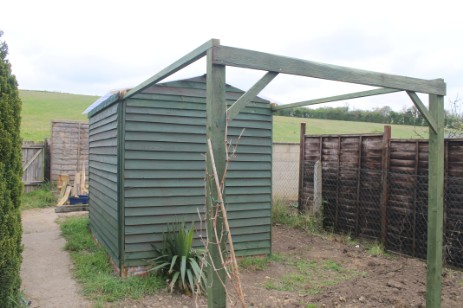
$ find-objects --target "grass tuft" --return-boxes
[59,216,164,303]
[20,183,56,210]
[238,253,284,271]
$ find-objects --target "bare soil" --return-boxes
[123,225,463,308]
[20,209,463,307]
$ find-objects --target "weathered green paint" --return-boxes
[205,47,227,308]
[88,74,273,278]
[273,88,402,111]
[213,45,446,95]
[117,100,126,275]
[88,101,120,268]
[227,71,278,120]
[406,91,438,133]
[426,94,445,308]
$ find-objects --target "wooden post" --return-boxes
[206,45,227,308]
[298,123,306,213]
[426,94,444,308]
[380,125,391,245]
[313,160,322,216]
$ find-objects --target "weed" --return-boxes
[20,183,56,210]
[59,216,164,303]
[368,242,385,256]
[272,200,323,233]
[306,304,318,308]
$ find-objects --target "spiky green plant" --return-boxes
[150,222,207,295]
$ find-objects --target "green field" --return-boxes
[19,90,427,142]
[273,115,428,142]
[20,90,98,141]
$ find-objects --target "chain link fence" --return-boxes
[272,143,300,204]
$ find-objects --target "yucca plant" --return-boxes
[150,222,207,295]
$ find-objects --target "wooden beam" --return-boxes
[124,39,219,99]
[426,94,445,308]
[227,71,278,120]
[407,91,438,134]
[273,88,402,111]
[213,46,446,95]
[205,49,227,308]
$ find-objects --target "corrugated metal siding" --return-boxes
[88,103,120,267]
[123,76,272,266]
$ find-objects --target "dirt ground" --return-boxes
[120,225,463,308]
[21,209,463,307]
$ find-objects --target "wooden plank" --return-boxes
[273,88,401,111]
[213,45,446,95]
[124,39,218,99]
[22,148,42,172]
[57,185,72,206]
[73,172,81,197]
[407,91,438,133]
[426,94,445,308]
[54,204,88,213]
[227,71,278,120]
[379,126,390,245]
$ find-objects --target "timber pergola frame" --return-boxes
[123,39,446,308]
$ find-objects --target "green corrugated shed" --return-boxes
[87,75,272,275]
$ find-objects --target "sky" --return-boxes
[1,0,462,111]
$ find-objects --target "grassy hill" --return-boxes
[273,115,427,142]
[19,90,427,142]
[20,90,98,141]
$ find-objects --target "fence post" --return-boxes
[313,160,322,216]
[44,138,51,182]
[380,125,391,245]
[298,123,307,213]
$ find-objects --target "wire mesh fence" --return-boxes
[298,160,463,269]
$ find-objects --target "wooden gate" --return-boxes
[22,141,46,192]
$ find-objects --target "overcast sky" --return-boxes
[1,0,462,111]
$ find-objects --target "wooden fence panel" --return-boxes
[300,125,463,268]
[50,121,89,185]
[22,141,45,192]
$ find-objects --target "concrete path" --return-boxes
[20,208,91,308]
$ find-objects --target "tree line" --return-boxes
[275,104,462,129]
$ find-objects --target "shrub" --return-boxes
[0,30,23,307]
[150,222,206,295]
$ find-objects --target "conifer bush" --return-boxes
[0,30,24,307]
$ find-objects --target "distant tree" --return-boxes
[0,30,23,307]
[446,94,463,138]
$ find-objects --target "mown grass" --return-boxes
[273,115,428,142]
[20,90,98,141]
[19,89,429,142]
[59,216,165,303]
[20,183,56,210]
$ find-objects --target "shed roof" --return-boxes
[84,75,269,117]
